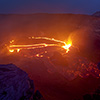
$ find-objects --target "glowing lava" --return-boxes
[10,40,14,44]
[8,37,72,54]
[62,38,72,53]
[9,49,14,53]
[6,37,100,80]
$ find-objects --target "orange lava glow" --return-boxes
[9,49,14,53]
[62,38,72,53]
[10,40,14,44]
[17,49,20,52]
[7,36,72,54]
[6,37,100,80]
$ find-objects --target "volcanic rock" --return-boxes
[50,51,68,67]
[0,64,34,100]
[97,62,100,70]
[92,11,100,17]
[33,90,45,100]
[83,85,100,100]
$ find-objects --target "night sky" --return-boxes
[0,0,100,14]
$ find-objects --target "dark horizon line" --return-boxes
[0,12,91,16]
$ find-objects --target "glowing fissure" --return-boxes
[7,37,100,79]
[8,36,72,53]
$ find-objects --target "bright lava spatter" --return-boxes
[8,36,72,54]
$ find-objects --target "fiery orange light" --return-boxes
[36,54,39,57]
[8,36,72,54]
[40,55,43,57]
[17,49,20,52]
[62,38,72,53]
[10,40,14,44]
[9,49,14,53]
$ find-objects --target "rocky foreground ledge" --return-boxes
[0,64,44,100]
